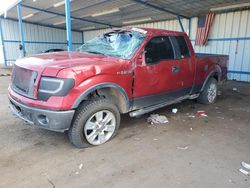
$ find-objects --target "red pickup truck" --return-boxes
[9,27,228,148]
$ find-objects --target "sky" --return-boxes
[0,0,20,17]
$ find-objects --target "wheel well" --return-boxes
[201,71,220,92]
[79,87,129,114]
[213,72,219,82]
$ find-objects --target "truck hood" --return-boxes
[15,51,129,77]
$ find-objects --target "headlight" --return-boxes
[38,77,75,101]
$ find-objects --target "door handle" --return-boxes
[172,65,180,73]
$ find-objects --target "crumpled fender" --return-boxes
[71,82,130,111]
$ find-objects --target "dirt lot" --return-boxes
[0,76,249,188]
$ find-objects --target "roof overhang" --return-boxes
[0,0,21,17]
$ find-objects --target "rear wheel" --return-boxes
[197,78,218,104]
[68,99,120,148]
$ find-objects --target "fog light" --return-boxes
[38,114,49,126]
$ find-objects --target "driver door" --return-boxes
[133,36,183,109]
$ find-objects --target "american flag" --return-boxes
[195,13,215,46]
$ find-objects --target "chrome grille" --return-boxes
[11,65,38,98]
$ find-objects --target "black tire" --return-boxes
[68,99,120,148]
[197,78,218,104]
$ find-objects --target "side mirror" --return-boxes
[138,53,143,61]
[137,50,146,65]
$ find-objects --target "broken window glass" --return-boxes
[79,30,145,59]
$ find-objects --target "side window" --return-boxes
[175,36,190,58]
[145,36,174,64]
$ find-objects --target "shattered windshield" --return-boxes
[78,30,145,59]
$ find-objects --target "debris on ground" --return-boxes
[79,163,83,170]
[241,161,250,170]
[176,145,189,150]
[153,138,158,141]
[217,90,222,95]
[47,178,55,188]
[239,168,249,176]
[228,179,237,186]
[217,116,225,120]
[75,171,79,175]
[134,137,140,141]
[228,179,233,183]
[172,108,178,114]
[190,127,193,131]
[196,110,208,117]
[233,87,238,92]
[147,114,169,125]
[0,73,11,77]
[186,112,195,118]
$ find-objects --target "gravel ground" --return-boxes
[0,76,249,188]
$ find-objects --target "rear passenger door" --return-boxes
[133,36,184,108]
[171,36,195,95]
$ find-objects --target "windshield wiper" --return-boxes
[84,51,105,56]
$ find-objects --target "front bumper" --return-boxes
[9,96,75,132]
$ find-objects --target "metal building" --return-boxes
[0,0,250,82]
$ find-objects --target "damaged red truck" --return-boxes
[9,27,228,148]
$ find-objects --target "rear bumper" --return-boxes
[9,96,75,132]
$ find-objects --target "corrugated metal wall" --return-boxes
[0,19,5,65]
[1,19,83,66]
[84,10,250,82]
[190,10,250,82]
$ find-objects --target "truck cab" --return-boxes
[132,29,197,110]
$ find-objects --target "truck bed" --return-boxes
[195,53,228,83]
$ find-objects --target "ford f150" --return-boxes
[9,27,228,148]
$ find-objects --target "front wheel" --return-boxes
[68,99,120,148]
[197,78,218,104]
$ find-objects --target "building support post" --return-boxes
[0,18,7,66]
[65,0,72,51]
[17,3,26,57]
[81,32,84,44]
[187,18,191,36]
[177,16,185,32]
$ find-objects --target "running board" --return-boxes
[129,95,194,117]
[189,94,200,99]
